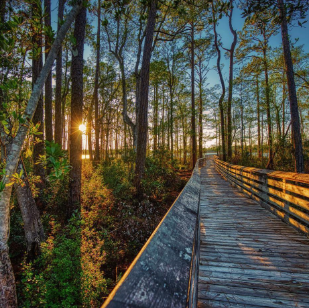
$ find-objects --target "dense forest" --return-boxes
[0,0,309,307]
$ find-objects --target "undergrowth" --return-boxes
[13,150,186,307]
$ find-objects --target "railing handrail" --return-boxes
[215,157,309,235]
[102,158,206,308]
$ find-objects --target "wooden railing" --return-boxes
[102,158,207,308]
[215,157,309,235]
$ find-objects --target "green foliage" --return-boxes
[100,159,134,199]
[19,215,82,307]
[142,149,181,198]
[38,141,71,182]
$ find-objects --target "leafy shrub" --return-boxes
[100,159,134,199]
[19,215,82,307]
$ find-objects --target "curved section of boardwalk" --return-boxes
[198,158,309,308]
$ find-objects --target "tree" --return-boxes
[225,0,237,159]
[55,0,66,147]
[68,3,87,217]
[32,0,45,187]
[134,0,157,195]
[0,3,84,306]
[243,0,309,171]
[94,0,101,162]
[211,0,226,161]
[44,0,53,142]
[278,0,304,172]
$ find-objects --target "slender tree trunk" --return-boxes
[282,77,286,139]
[94,0,101,162]
[55,0,65,146]
[256,75,261,159]
[169,83,174,159]
[134,0,157,195]
[0,0,6,22]
[15,160,45,261]
[32,1,45,186]
[227,0,237,159]
[278,0,304,173]
[68,4,87,218]
[212,1,226,161]
[153,84,158,151]
[198,77,203,158]
[162,86,165,147]
[190,22,197,168]
[44,0,53,142]
[263,44,273,169]
[61,48,70,148]
[0,3,83,306]
[87,104,93,161]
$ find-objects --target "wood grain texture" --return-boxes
[198,157,309,308]
[102,159,206,308]
[215,158,309,234]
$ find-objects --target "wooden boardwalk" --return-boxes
[198,158,309,308]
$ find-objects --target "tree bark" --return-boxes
[256,75,261,159]
[0,0,6,23]
[134,0,157,195]
[227,0,237,159]
[277,0,304,173]
[263,41,273,169]
[0,3,83,306]
[15,160,45,262]
[55,0,66,146]
[94,0,101,162]
[198,69,203,159]
[44,0,53,142]
[190,22,197,168]
[212,1,226,161]
[68,4,87,217]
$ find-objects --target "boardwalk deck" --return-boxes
[198,157,309,308]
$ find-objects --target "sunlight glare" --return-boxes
[79,124,86,133]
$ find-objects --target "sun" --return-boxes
[79,124,86,133]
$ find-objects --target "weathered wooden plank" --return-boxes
[198,157,309,308]
[198,290,308,308]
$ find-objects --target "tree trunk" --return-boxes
[87,104,93,161]
[227,0,237,159]
[15,160,45,261]
[32,0,45,186]
[153,84,158,151]
[68,4,87,217]
[198,76,203,159]
[169,83,174,159]
[256,75,261,159]
[44,0,53,142]
[94,0,101,162]
[212,1,226,161]
[134,0,157,195]
[0,0,6,22]
[0,3,83,306]
[263,44,273,169]
[190,22,197,168]
[55,0,66,146]
[278,0,304,173]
